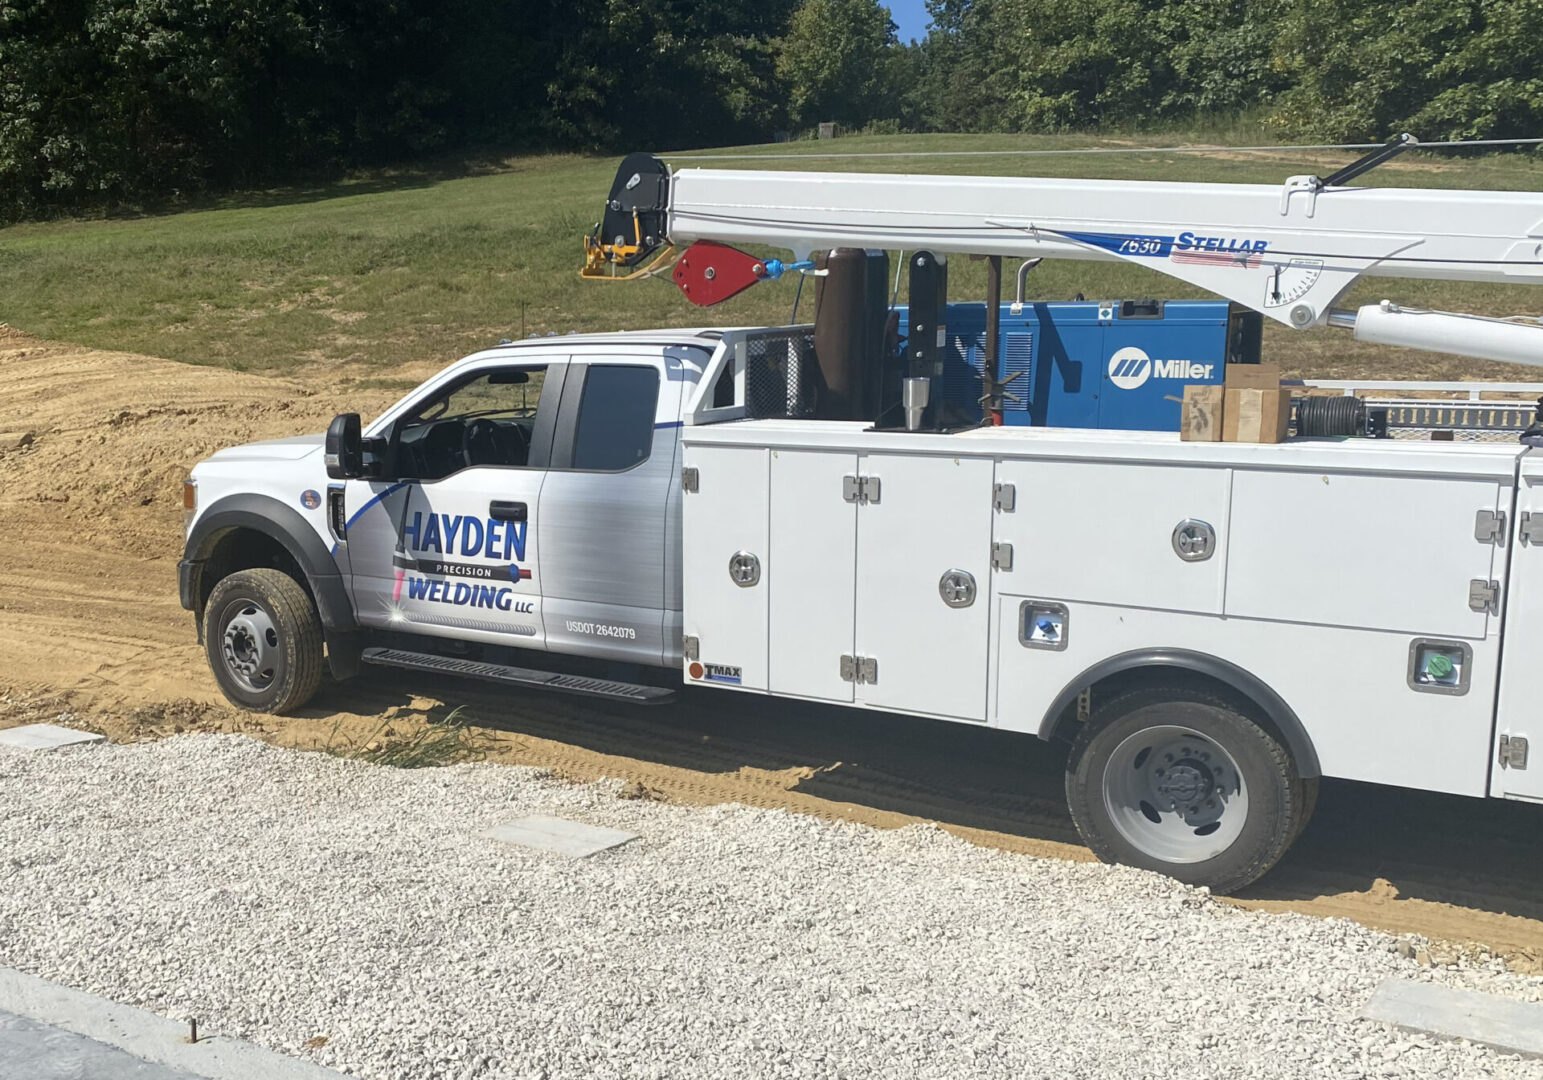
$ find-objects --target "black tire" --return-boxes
[202,568,323,715]
[1065,685,1306,895]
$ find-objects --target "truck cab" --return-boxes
[179,331,740,716]
[335,337,704,667]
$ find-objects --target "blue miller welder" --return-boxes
[895,297,1263,432]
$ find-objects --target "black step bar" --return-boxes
[361,647,676,704]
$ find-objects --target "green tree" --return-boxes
[1268,0,1543,141]
[777,0,901,129]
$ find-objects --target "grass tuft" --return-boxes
[323,707,493,769]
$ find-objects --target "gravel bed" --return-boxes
[1,734,1541,1080]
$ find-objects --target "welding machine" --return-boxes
[894,299,1263,432]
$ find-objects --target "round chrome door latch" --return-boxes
[938,569,977,608]
[728,551,761,587]
[1171,519,1216,562]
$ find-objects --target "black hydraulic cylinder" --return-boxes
[812,248,890,421]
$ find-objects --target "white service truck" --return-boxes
[182,143,1543,893]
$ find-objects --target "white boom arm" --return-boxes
[659,165,1543,364]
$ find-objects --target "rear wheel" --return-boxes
[203,568,323,714]
[1065,686,1307,894]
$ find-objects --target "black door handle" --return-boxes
[489,500,527,523]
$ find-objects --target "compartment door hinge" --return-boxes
[1469,578,1500,614]
[1475,509,1506,543]
[994,483,1017,512]
[1499,734,1530,769]
[682,635,700,661]
[681,466,699,493]
[843,475,881,504]
[992,542,1014,571]
[1520,511,1543,546]
[840,655,878,684]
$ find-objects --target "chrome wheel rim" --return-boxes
[1102,724,1248,864]
[220,599,280,693]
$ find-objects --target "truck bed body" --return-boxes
[680,418,1542,802]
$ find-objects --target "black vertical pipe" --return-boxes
[983,255,1003,424]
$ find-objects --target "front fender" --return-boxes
[181,493,356,635]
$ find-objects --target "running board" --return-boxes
[360,647,676,704]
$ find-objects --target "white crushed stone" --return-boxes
[1,733,1540,1080]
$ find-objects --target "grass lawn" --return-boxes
[2,132,1542,381]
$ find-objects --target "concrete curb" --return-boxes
[1362,978,1543,1059]
[0,966,346,1080]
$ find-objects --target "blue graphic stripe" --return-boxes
[330,479,412,557]
[1059,229,1174,258]
[654,420,683,429]
[345,480,412,530]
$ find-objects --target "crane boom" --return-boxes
[670,169,1543,326]
[584,151,1543,366]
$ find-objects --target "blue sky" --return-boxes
[886,0,932,42]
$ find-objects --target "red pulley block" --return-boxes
[672,241,767,307]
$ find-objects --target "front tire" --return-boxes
[203,568,323,714]
[1065,686,1306,894]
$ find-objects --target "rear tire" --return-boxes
[1065,685,1305,895]
[203,568,323,715]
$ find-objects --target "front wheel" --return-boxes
[202,568,323,714]
[1065,686,1308,894]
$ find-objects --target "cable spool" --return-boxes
[1295,395,1367,437]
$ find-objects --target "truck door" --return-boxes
[853,453,996,720]
[535,352,687,665]
[343,359,565,649]
[1493,449,1543,801]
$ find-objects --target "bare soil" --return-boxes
[2,325,1540,973]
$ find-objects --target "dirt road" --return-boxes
[2,326,1540,970]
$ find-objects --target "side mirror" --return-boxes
[324,413,363,479]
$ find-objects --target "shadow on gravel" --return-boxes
[300,666,1543,927]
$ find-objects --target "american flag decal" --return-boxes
[1171,248,1263,269]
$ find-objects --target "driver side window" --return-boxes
[392,364,551,481]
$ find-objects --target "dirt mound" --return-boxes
[0,335,397,703]
[0,334,379,556]
[0,330,1540,971]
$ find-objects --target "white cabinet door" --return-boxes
[1494,454,1543,801]
[854,453,995,720]
[680,444,769,691]
[768,449,858,702]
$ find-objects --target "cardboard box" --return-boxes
[1223,387,1291,443]
[1180,384,1225,441]
[1224,361,1281,390]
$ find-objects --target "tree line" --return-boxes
[2,0,1540,219]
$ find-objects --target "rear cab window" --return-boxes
[563,364,661,472]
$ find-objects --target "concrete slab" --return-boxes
[0,1009,204,1080]
[0,723,107,751]
[1362,979,1543,1058]
[484,815,638,857]
[0,966,346,1080]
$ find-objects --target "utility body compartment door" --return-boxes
[854,453,995,720]
[768,449,858,702]
[680,444,770,691]
[1494,450,1543,801]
